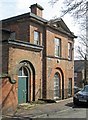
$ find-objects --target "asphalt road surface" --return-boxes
[36,106,87,118]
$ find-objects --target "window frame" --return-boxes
[68,78,72,96]
[68,42,72,60]
[54,37,61,57]
[34,30,40,45]
[54,72,61,99]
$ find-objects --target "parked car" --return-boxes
[73,85,88,105]
[74,86,81,94]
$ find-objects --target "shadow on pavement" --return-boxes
[73,104,88,108]
[65,102,74,107]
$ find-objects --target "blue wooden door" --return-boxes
[18,77,27,104]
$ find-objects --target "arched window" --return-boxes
[18,67,29,77]
[54,72,61,99]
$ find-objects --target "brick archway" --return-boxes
[17,60,35,103]
[56,67,64,99]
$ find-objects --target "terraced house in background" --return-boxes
[1,3,76,114]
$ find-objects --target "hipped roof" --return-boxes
[2,11,76,38]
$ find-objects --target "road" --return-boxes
[36,106,87,118]
[2,97,88,119]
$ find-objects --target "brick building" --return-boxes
[74,60,86,88]
[1,3,76,114]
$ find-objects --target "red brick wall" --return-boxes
[2,78,17,114]
[31,6,43,17]
[2,46,42,114]
[30,21,43,45]
[45,27,74,99]
[2,19,44,114]
[2,44,9,73]
[2,16,74,114]
[8,46,42,99]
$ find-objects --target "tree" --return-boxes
[49,0,88,52]
[49,0,88,85]
[60,0,88,60]
[49,0,87,18]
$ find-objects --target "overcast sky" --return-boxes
[0,0,81,59]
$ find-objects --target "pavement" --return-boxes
[2,97,73,120]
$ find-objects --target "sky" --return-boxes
[0,0,79,32]
[0,0,81,59]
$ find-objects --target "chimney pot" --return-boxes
[30,3,44,17]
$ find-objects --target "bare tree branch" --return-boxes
[49,0,88,57]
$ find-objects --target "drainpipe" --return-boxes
[0,74,16,84]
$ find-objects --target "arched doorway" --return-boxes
[56,67,64,99]
[18,66,30,104]
[54,72,61,99]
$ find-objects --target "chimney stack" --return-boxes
[30,3,44,17]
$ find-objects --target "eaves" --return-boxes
[2,39,43,52]
[46,24,77,38]
[2,12,48,24]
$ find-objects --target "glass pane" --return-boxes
[34,31,40,45]
[19,67,24,76]
[18,67,28,76]
[19,68,22,76]
[68,42,72,59]
[68,79,72,95]
[54,73,60,98]
[55,38,61,56]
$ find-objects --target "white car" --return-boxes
[73,85,88,105]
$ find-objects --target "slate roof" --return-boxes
[2,12,48,23]
[2,10,76,38]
